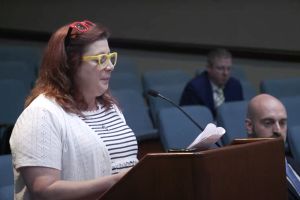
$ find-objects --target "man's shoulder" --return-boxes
[188,72,209,85]
[224,77,243,91]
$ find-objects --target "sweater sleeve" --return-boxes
[10,106,63,170]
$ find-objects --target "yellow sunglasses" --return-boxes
[82,52,118,70]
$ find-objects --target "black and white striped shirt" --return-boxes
[80,104,138,174]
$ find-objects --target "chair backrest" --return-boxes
[112,89,157,141]
[216,100,249,145]
[0,79,27,125]
[158,105,213,151]
[280,95,300,128]
[0,61,36,92]
[114,56,138,74]
[0,79,27,154]
[147,84,186,127]
[240,80,257,100]
[288,126,300,164]
[0,154,14,200]
[110,72,143,94]
[260,77,300,98]
[0,44,42,74]
[142,69,190,94]
[230,66,247,80]
[278,95,300,154]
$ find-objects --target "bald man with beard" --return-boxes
[245,94,300,200]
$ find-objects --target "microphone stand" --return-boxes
[148,89,221,148]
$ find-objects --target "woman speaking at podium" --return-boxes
[10,20,138,200]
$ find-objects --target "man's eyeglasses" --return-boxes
[82,52,118,70]
[65,20,95,47]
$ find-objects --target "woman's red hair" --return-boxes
[25,21,117,114]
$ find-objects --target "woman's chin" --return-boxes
[97,86,108,96]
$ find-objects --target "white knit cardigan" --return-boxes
[10,94,113,199]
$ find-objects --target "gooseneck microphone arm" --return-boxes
[147,89,204,131]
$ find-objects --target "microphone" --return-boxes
[147,89,204,131]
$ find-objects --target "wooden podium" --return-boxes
[99,138,287,200]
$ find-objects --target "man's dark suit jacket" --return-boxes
[179,71,244,117]
[287,156,300,200]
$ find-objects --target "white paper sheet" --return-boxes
[187,123,226,150]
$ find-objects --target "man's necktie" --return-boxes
[286,160,300,195]
[215,88,225,108]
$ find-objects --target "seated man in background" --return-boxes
[180,48,243,118]
[245,94,300,200]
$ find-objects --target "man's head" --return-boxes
[245,94,287,141]
[206,48,232,88]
